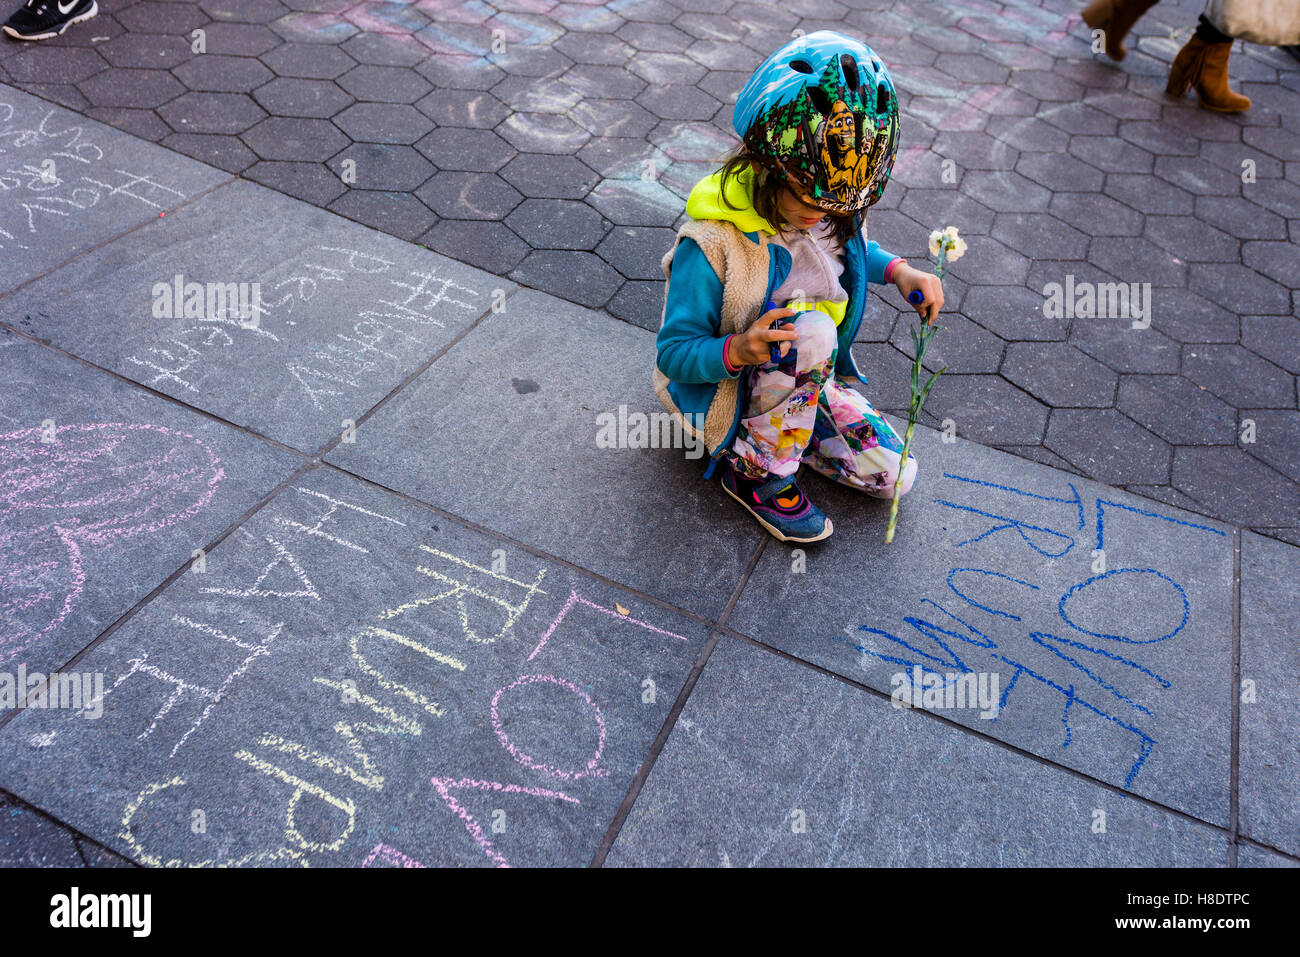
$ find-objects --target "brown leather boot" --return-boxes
[1166,36,1252,112]
[1082,0,1160,61]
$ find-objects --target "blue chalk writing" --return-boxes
[1059,568,1190,644]
[946,568,1040,622]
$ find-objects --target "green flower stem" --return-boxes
[884,242,950,545]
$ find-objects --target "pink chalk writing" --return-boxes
[430,776,579,868]
[1,422,224,664]
[361,843,427,868]
[491,674,609,781]
[528,588,687,662]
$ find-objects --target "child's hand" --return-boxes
[732,307,798,365]
[893,263,944,325]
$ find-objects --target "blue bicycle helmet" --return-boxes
[733,30,900,213]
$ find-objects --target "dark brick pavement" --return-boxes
[0,0,1296,540]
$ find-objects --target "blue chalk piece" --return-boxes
[908,290,924,305]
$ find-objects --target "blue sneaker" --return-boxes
[721,464,832,543]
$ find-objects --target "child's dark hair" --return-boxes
[716,144,862,248]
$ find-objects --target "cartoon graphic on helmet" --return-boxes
[733,30,900,214]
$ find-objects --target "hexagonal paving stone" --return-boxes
[491,74,583,115]
[117,1,210,34]
[415,127,514,172]
[1104,173,1195,216]
[1143,215,1239,264]
[594,225,675,281]
[1182,345,1295,409]
[499,153,599,199]
[79,68,185,109]
[509,249,622,308]
[271,11,359,45]
[1147,287,1238,343]
[949,235,1031,286]
[916,372,1051,446]
[414,52,506,91]
[985,114,1069,152]
[198,22,282,56]
[899,188,996,236]
[173,54,274,93]
[1152,155,1245,196]
[252,77,353,117]
[1015,151,1105,192]
[161,131,258,173]
[1070,314,1182,374]
[585,179,681,227]
[334,102,432,144]
[570,97,660,138]
[415,88,509,128]
[327,189,436,241]
[158,91,267,134]
[83,106,171,142]
[638,84,720,121]
[992,212,1089,261]
[1066,135,1154,174]
[498,111,590,154]
[241,115,347,160]
[200,0,288,23]
[1172,446,1300,528]
[555,63,645,102]
[1044,408,1172,486]
[505,198,609,250]
[1049,191,1144,236]
[339,31,428,67]
[98,32,194,70]
[336,63,432,103]
[260,42,356,78]
[1089,237,1187,288]
[605,278,665,330]
[1240,410,1300,482]
[1002,341,1119,408]
[243,158,347,205]
[1039,101,1118,136]
[1,46,108,85]
[627,52,707,87]
[964,284,1067,342]
[1242,316,1300,375]
[553,31,633,66]
[416,170,524,220]
[616,20,693,53]
[1195,195,1287,241]
[889,312,1004,374]
[931,130,1017,171]
[1117,374,1237,445]
[327,142,434,192]
[1243,125,1300,163]
[420,218,531,275]
[1190,264,1291,315]
[1119,120,1199,157]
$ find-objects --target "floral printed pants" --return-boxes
[726,310,918,498]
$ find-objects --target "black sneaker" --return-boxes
[3,0,97,40]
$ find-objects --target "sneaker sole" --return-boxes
[3,1,97,40]
[722,480,833,544]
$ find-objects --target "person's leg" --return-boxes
[801,378,918,499]
[1081,0,1160,62]
[725,309,838,480]
[1166,14,1251,112]
[3,0,97,41]
[720,310,838,543]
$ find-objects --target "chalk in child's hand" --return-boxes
[908,290,924,305]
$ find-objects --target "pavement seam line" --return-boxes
[310,285,523,459]
[0,786,138,868]
[0,319,313,459]
[588,536,769,867]
[0,460,321,735]
[1228,525,1242,867]
[717,622,1237,842]
[0,173,237,308]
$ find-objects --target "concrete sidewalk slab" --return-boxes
[0,330,301,677]
[0,178,514,452]
[0,465,709,867]
[1239,531,1300,857]
[0,86,228,289]
[726,423,1244,825]
[0,793,130,867]
[606,635,1227,867]
[326,287,764,620]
